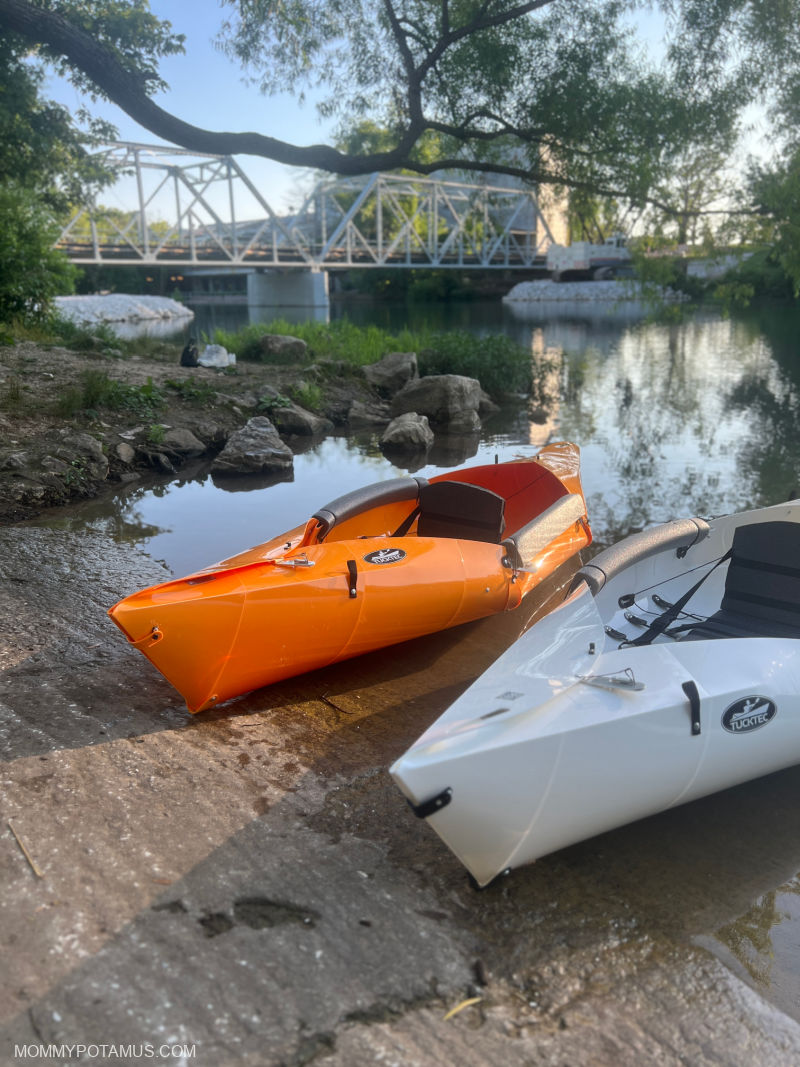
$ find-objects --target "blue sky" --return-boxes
[45,0,334,212]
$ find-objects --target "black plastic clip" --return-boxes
[346,559,358,598]
[409,787,453,820]
[682,680,701,735]
[605,625,626,642]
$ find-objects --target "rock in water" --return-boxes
[211,417,294,476]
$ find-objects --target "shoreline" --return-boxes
[0,336,386,525]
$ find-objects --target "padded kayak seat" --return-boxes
[683,520,800,640]
[416,480,506,543]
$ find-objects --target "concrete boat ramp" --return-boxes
[2,526,800,1065]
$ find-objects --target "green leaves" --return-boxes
[0,184,77,324]
[216,0,763,203]
[42,0,185,95]
[747,152,800,294]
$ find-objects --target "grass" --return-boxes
[418,331,532,396]
[164,378,218,404]
[0,313,183,364]
[55,369,165,420]
[287,382,324,411]
[212,318,423,368]
[212,317,534,396]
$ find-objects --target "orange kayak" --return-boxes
[108,442,591,712]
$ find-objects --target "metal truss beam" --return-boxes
[57,142,555,269]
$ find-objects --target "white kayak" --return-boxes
[390,501,800,886]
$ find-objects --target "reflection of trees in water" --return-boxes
[552,312,799,542]
[725,372,800,503]
[38,466,215,545]
[733,306,800,394]
[715,876,800,988]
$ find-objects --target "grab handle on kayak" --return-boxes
[347,559,358,598]
[682,680,701,736]
[409,787,453,820]
[128,626,163,648]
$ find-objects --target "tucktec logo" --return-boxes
[721,696,777,734]
[363,547,407,565]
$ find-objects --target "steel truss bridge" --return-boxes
[57,142,556,270]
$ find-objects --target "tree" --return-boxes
[0,185,77,321]
[0,33,105,321]
[0,31,114,211]
[646,136,739,246]
[747,152,800,293]
[0,0,792,208]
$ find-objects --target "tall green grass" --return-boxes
[418,331,532,395]
[212,318,424,367]
[213,318,533,396]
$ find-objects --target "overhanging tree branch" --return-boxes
[0,0,419,173]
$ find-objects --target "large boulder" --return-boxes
[191,420,228,448]
[211,417,294,476]
[390,374,482,431]
[258,334,309,362]
[363,352,418,396]
[56,431,109,481]
[380,412,434,453]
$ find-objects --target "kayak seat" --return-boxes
[683,520,800,640]
[417,480,506,543]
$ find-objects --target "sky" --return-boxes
[45,0,335,214]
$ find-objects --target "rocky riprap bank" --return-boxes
[503,278,689,303]
[0,336,501,523]
[55,293,195,327]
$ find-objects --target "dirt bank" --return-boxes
[0,339,373,525]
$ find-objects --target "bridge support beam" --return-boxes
[247,269,329,310]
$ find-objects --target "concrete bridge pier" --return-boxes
[247,268,329,309]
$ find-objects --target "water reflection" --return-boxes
[712,876,800,1018]
[553,311,800,546]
